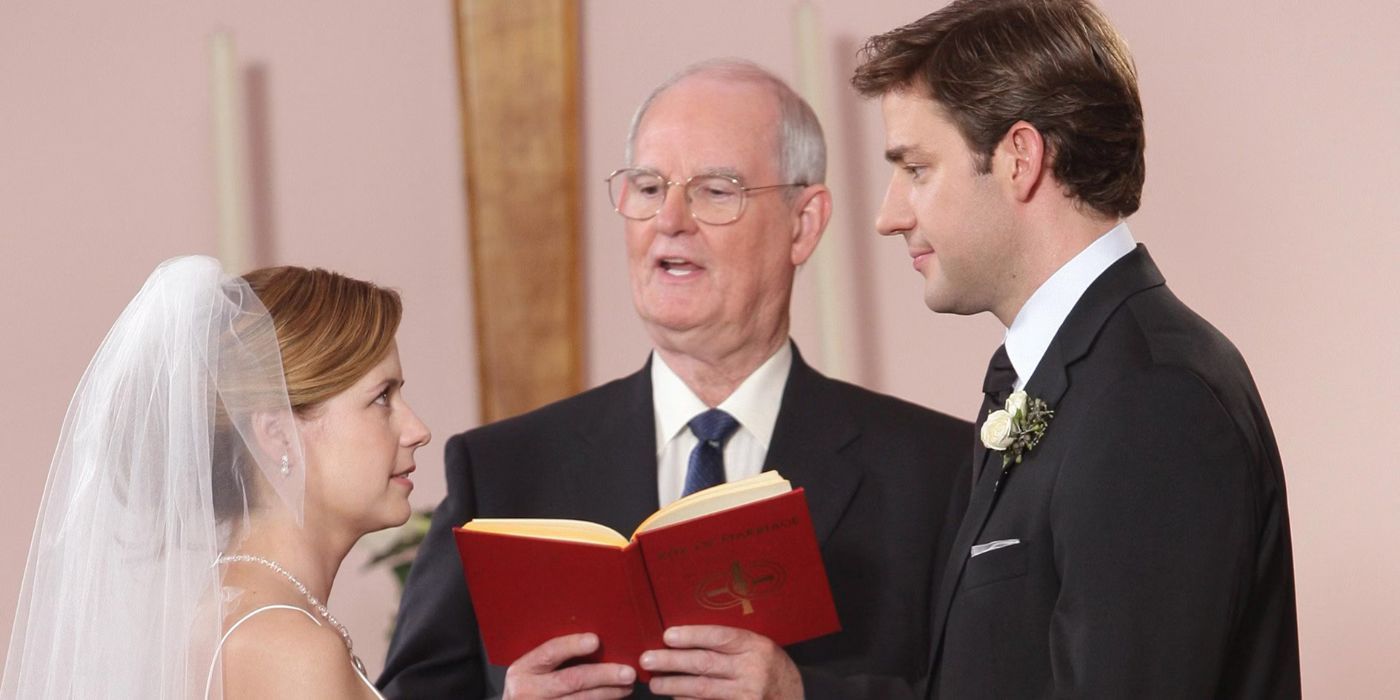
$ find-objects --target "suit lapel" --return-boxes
[569,361,660,535]
[926,246,1169,687]
[1034,244,1166,387]
[970,392,1002,484]
[924,443,1001,690]
[970,400,991,485]
[763,346,862,546]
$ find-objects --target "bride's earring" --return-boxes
[279,453,290,476]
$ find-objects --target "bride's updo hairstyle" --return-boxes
[212,266,402,521]
[242,266,403,415]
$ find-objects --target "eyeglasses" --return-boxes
[605,168,807,226]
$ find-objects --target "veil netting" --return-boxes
[2,256,305,699]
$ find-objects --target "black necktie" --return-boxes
[975,345,1018,481]
[982,344,1018,410]
[683,409,740,496]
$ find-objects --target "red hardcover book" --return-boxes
[454,472,840,679]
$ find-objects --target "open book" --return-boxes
[455,472,840,679]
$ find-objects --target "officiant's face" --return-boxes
[625,76,809,354]
[298,344,431,534]
[875,91,1016,316]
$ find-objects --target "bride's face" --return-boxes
[297,342,431,535]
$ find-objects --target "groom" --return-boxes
[853,1,1300,697]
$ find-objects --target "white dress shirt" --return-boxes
[1005,222,1137,389]
[651,342,792,507]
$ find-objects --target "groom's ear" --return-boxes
[997,120,1049,203]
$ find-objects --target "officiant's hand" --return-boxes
[640,626,803,700]
[503,632,636,700]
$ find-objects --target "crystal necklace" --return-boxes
[216,553,366,675]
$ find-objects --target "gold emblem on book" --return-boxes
[695,561,785,615]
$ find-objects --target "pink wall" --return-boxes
[3,0,1397,694]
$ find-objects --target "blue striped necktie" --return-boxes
[682,409,740,496]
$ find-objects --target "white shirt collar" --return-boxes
[651,342,792,453]
[1005,222,1137,389]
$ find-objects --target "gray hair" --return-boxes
[624,59,827,188]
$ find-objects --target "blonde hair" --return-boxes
[241,266,402,415]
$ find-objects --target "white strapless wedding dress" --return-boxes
[203,604,386,699]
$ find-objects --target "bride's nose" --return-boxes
[400,402,431,448]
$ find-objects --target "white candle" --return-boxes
[794,2,853,381]
[210,31,250,273]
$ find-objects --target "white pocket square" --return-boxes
[970,538,1021,558]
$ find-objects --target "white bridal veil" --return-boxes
[2,256,304,699]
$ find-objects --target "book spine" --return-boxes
[623,544,664,682]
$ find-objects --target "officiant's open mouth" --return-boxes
[657,256,705,279]
[391,465,416,488]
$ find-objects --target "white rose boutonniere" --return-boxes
[979,410,1015,450]
[980,390,1054,467]
[1004,390,1029,418]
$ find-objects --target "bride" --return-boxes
[1,256,430,699]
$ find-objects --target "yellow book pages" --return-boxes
[462,518,629,547]
[634,471,791,535]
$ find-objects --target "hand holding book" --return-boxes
[454,471,841,680]
[639,624,806,699]
[498,631,636,699]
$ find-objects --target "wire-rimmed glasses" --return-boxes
[605,168,807,225]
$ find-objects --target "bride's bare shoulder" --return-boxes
[217,605,365,699]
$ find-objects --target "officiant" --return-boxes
[378,59,971,700]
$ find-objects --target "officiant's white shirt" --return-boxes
[1005,222,1137,390]
[651,342,791,506]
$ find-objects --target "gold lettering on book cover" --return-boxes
[695,561,785,615]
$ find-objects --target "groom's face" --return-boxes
[875,91,1016,316]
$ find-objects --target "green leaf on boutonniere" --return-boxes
[978,390,1055,469]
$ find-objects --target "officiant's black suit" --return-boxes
[380,346,971,699]
[928,247,1300,698]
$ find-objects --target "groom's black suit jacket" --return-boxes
[380,346,972,699]
[928,247,1300,698]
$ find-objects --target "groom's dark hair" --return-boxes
[852,0,1145,218]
